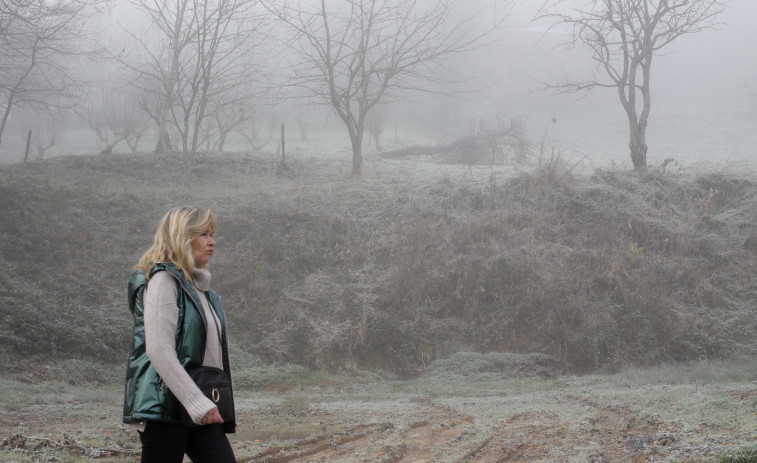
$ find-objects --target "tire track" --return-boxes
[241,397,472,463]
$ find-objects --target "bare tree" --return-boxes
[132,70,174,150]
[34,123,60,158]
[122,0,267,155]
[235,105,276,154]
[0,0,103,154]
[264,0,506,175]
[82,84,150,154]
[174,0,258,154]
[537,0,727,171]
[123,0,195,153]
[20,118,61,159]
[122,85,152,153]
[210,92,252,151]
[296,105,308,141]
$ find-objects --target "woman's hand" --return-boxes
[200,407,224,425]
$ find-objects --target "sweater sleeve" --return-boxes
[143,271,216,425]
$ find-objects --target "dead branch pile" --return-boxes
[378,118,530,165]
[1,433,139,458]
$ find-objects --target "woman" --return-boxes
[123,207,236,463]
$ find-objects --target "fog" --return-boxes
[3,4,757,458]
[0,0,755,169]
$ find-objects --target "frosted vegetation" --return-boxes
[2,0,757,460]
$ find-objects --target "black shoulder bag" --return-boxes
[180,299,236,432]
[180,365,235,428]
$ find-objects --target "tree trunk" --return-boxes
[154,128,166,153]
[0,91,15,151]
[351,133,363,176]
[24,130,32,162]
[154,115,168,154]
[297,113,307,140]
[629,124,647,171]
[154,101,170,153]
[0,42,36,153]
[280,122,287,169]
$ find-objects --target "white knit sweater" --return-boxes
[138,268,224,430]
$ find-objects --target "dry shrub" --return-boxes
[435,115,531,166]
[529,132,586,192]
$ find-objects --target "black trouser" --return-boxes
[138,421,236,463]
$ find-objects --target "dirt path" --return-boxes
[241,398,474,463]
[235,396,677,463]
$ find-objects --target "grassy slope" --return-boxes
[0,150,756,379]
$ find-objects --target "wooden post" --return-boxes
[278,122,287,172]
[24,130,32,163]
[281,123,285,165]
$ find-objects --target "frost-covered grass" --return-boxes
[2,356,756,462]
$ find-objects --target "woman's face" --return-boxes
[191,231,216,269]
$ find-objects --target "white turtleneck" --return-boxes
[140,268,224,429]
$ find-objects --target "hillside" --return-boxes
[0,148,756,378]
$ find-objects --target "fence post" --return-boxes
[278,123,287,172]
[281,123,285,164]
[24,130,32,163]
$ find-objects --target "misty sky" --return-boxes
[2,0,755,164]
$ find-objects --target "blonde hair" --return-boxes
[134,207,218,281]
